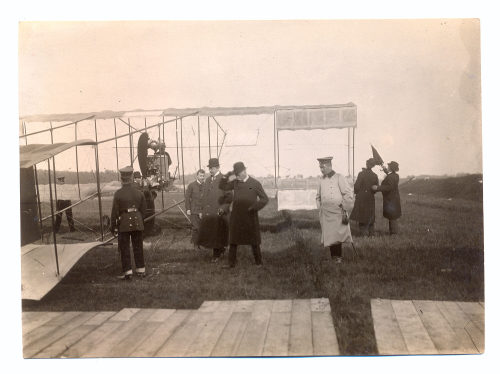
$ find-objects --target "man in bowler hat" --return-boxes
[198,158,232,262]
[372,161,401,235]
[219,161,269,268]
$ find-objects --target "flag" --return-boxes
[371,145,384,166]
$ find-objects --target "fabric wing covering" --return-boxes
[275,106,357,131]
[19,140,97,169]
[21,242,101,300]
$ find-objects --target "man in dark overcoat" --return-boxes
[111,166,147,280]
[219,162,269,268]
[185,169,205,248]
[372,161,401,235]
[198,158,232,262]
[350,158,379,236]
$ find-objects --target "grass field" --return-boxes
[22,179,484,355]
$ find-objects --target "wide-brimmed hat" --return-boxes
[366,158,377,168]
[388,161,399,172]
[207,158,220,168]
[233,161,246,175]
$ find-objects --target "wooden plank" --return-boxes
[198,301,221,312]
[456,302,485,332]
[33,324,99,358]
[210,312,251,356]
[311,298,331,312]
[412,300,472,354]
[83,309,156,358]
[312,311,339,356]
[391,300,438,355]
[22,312,63,335]
[234,300,273,356]
[23,312,82,348]
[109,308,140,322]
[272,299,292,313]
[185,310,234,356]
[288,299,313,356]
[24,312,98,358]
[131,310,193,357]
[262,311,291,356]
[233,300,256,312]
[155,311,212,357]
[83,311,116,326]
[438,301,483,353]
[435,301,480,353]
[370,299,408,355]
[62,321,123,357]
[147,309,176,323]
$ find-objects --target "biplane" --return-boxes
[19,104,357,300]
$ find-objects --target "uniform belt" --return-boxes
[126,208,138,212]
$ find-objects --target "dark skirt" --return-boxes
[198,214,229,248]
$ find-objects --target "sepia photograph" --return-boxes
[13,5,494,367]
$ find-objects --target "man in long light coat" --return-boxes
[316,157,354,263]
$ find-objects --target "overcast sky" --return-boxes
[18,20,482,178]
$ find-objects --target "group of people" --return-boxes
[350,158,402,236]
[110,154,401,280]
[185,158,269,268]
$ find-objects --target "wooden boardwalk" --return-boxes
[22,298,339,358]
[371,299,484,355]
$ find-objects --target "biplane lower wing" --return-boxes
[21,242,102,300]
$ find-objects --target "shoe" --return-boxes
[334,257,342,264]
[222,264,235,269]
[117,274,132,281]
[136,272,146,278]
[255,263,263,267]
[211,257,220,263]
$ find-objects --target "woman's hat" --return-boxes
[207,158,220,168]
[388,161,399,172]
[233,161,246,175]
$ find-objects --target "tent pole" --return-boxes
[216,118,219,158]
[95,119,104,241]
[276,128,280,180]
[198,116,201,169]
[47,159,60,276]
[113,118,120,180]
[159,120,164,210]
[273,111,277,189]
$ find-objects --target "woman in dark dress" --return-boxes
[219,162,269,268]
[372,161,401,235]
[350,158,379,236]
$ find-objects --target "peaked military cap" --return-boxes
[317,156,333,164]
[119,165,134,176]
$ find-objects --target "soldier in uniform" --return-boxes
[111,166,147,280]
[185,169,205,248]
[316,157,354,263]
[350,158,379,236]
[198,158,232,262]
[54,176,76,233]
[372,161,401,235]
